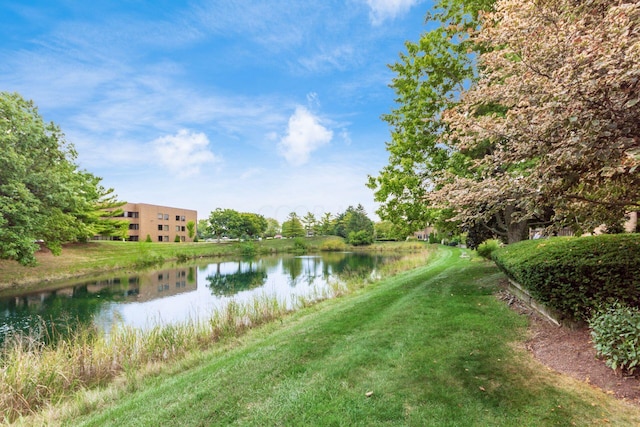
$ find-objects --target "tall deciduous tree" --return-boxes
[367,0,497,237]
[435,0,640,235]
[0,92,126,265]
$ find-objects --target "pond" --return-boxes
[0,252,395,344]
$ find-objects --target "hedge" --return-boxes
[492,234,640,321]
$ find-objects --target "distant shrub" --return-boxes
[476,239,501,259]
[348,230,374,246]
[145,234,152,243]
[241,242,256,257]
[492,234,640,321]
[174,235,181,242]
[320,238,347,252]
[176,253,190,263]
[590,303,640,374]
[292,238,308,254]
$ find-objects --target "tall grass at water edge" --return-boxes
[0,247,436,423]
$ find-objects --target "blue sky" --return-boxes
[1,0,432,223]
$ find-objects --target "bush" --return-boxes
[292,238,308,254]
[476,239,501,259]
[589,303,640,373]
[347,230,374,246]
[492,234,640,321]
[319,238,347,252]
[241,242,256,257]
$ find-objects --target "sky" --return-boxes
[0,0,434,224]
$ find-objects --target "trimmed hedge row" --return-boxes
[492,234,640,321]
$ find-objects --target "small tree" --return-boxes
[282,212,305,238]
[186,220,196,239]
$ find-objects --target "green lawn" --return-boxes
[34,247,640,426]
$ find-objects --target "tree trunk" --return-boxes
[504,204,529,244]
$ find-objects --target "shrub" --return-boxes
[292,238,308,254]
[492,234,640,321]
[476,239,501,259]
[241,242,256,257]
[348,230,374,246]
[145,234,152,243]
[174,235,181,242]
[319,238,347,252]
[589,303,640,373]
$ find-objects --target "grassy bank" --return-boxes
[17,247,640,426]
[0,238,425,293]
[1,247,434,423]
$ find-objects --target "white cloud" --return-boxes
[152,129,219,177]
[365,0,419,25]
[278,107,333,166]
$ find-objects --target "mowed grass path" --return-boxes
[65,247,640,426]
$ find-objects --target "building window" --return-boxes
[176,215,180,221]
[181,215,186,221]
[163,225,169,231]
[181,226,186,232]
[125,211,139,218]
[128,236,139,242]
[157,213,163,219]
[158,225,163,231]
[176,226,181,232]
[164,235,169,242]
[129,223,139,230]
[158,236,163,242]
[164,214,169,220]
[181,236,186,242]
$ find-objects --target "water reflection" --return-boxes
[206,260,267,296]
[0,252,392,344]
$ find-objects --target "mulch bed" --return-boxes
[498,290,640,405]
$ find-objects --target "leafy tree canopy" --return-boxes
[367,0,497,238]
[0,92,126,265]
[433,0,640,235]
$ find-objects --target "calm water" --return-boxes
[0,252,393,343]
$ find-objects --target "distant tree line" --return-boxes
[200,204,380,245]
[0,92,128,265]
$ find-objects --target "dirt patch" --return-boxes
[498,290,640,405]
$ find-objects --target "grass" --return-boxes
[13,246,640,426]
[0,238,425,294]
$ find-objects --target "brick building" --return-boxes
[110,203,198,242]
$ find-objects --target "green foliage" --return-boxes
[0,92,126,265]
[207,208,267,239]
[292,237,308,254]
[476,239,501,259]
[241,242,256,257]
[319,238,347,252]
[186,221,196,239]
[367,0,496,235]
[145,234,152,243]
[264,218,280,238]
[590,303,640,374]
[334,205,374,241]
[174,235,181,242]
[374,220,404,241]
[492,234,640,321]
[282,213,305,238]
[347,230,374,246]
